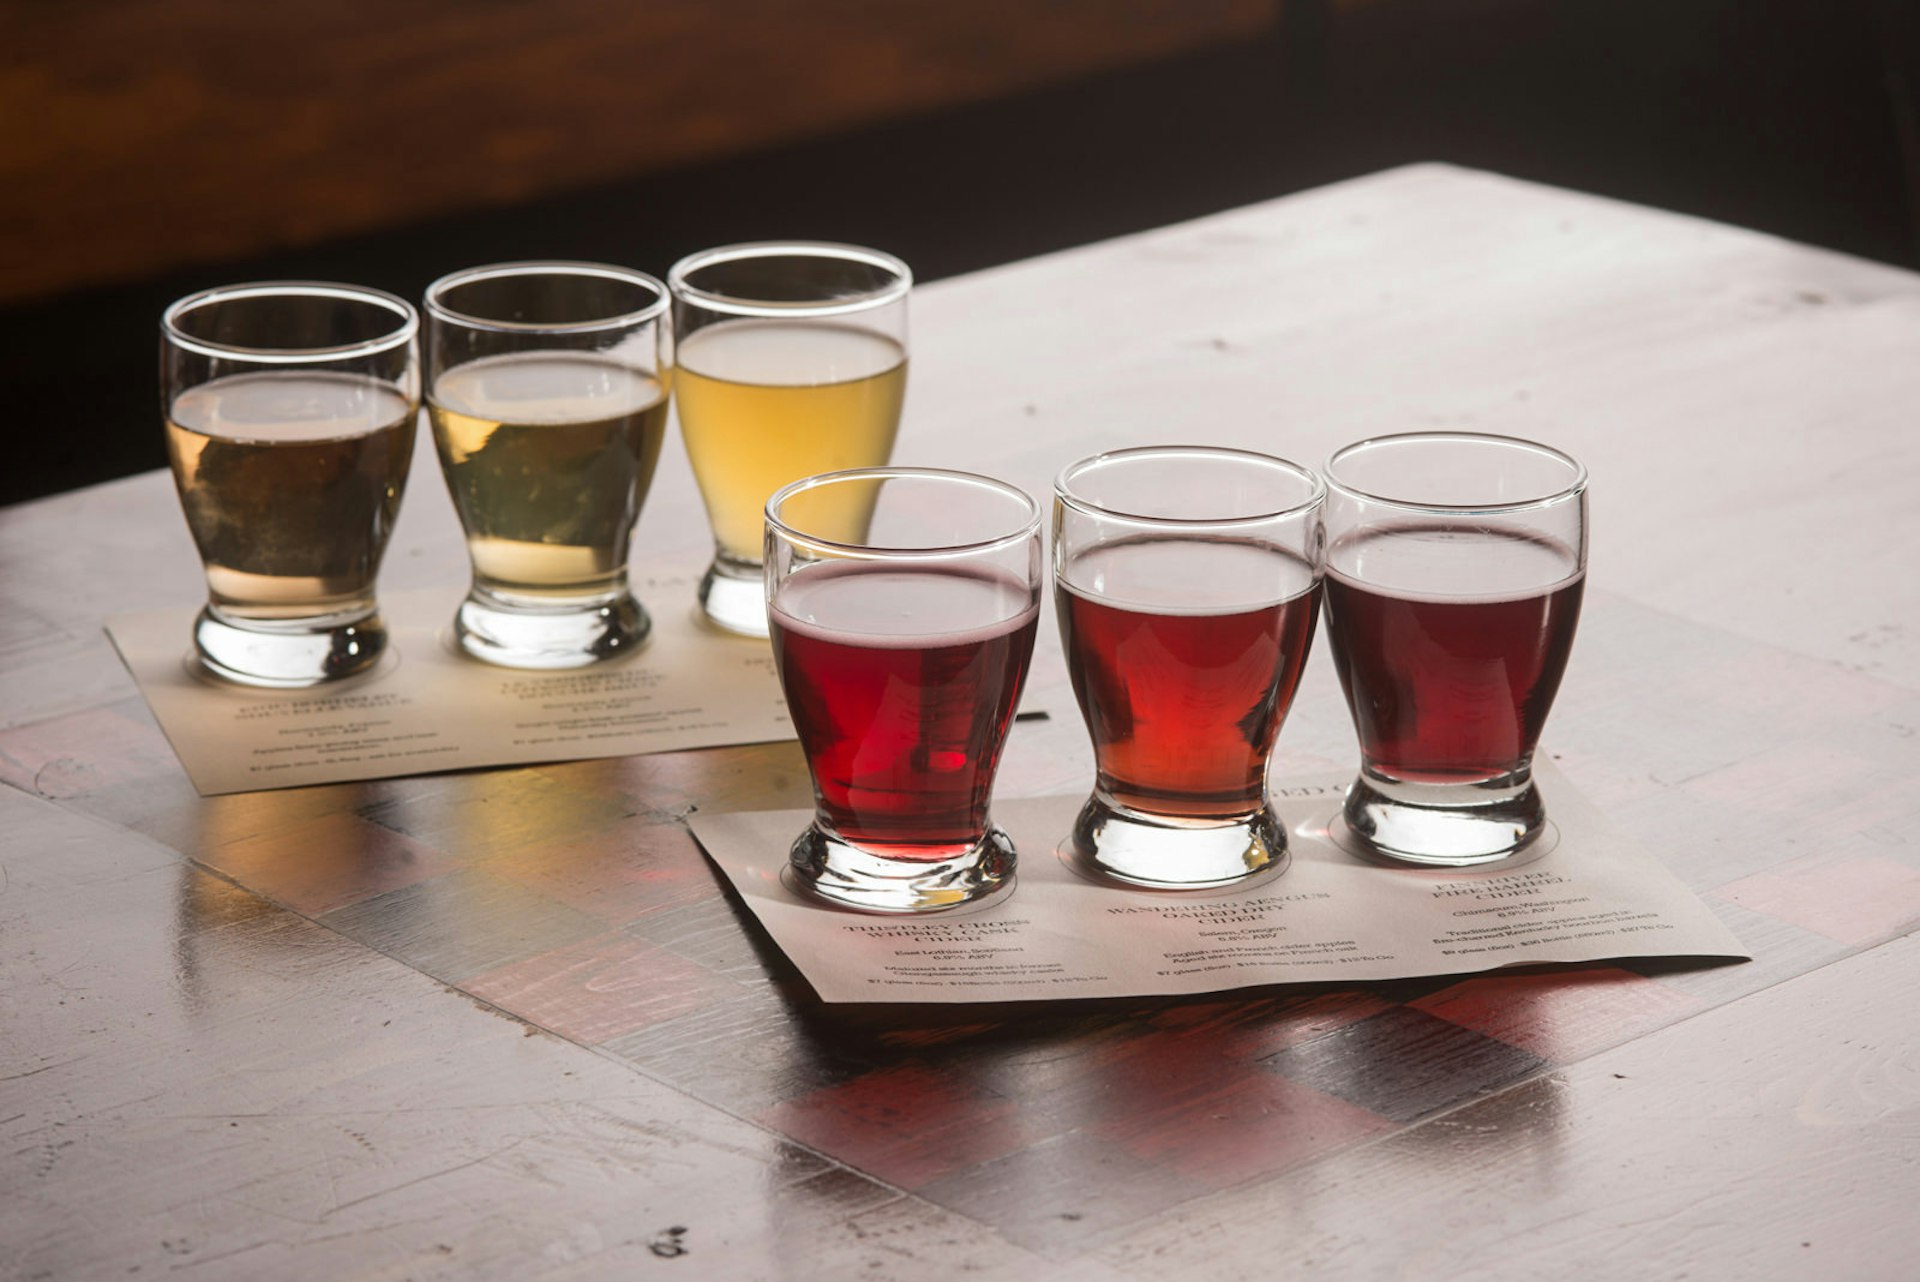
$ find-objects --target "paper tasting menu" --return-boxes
[691,764,1749,1003]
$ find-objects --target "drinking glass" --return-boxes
[162,282,419,687]
[671,242,910,637]
[767,467,1041,913]
[1054,446,1325,890]
[425,262,672,668]
[1322,431,1588,867]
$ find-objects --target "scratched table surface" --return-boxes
[5,165,1919,1280]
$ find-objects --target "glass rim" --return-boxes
[162,281,418,363]
[1325,431,1589,514]
[766,467,1040,561]
[1053,445,1326,529]
[423,260,670,334]
[668,241,911,319]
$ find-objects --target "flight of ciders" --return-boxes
[160,247,1587,913]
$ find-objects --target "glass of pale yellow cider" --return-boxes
[424,263,672,668]
[667,243,910,636]
[162,282,420,687]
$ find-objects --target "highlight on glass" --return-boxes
[1321,431,1588,867]
[1054,446,1325,890]
[766,467,1041,913]
[671,242,910,638]
[424,261,672,669]
[162,281,419,687]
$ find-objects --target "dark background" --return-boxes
[4,0,1915,507]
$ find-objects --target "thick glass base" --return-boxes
[698,553,769,638]
[1065,794,1290,891]
[787,824,1017,914]
[194,604,387,688]
[453,585,649,669]
[1337,765,1548,868]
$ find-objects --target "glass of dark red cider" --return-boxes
[1054,446,1325,890]
[1322,432,1587,867]
[766,467,1042,913]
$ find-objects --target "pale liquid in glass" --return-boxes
[429,353,670,599]
[675,320,906,561]
[166,371,415,620]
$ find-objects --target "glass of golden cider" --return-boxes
[162,282,420,687]
[424,262,672,668]
[667,243,910,636]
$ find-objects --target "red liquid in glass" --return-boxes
[770,563,1037,858]
[1322,525,1583,783]
[1058,538,1320,819]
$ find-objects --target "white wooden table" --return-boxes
[4,164,1918,1280]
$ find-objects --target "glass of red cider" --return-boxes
[1321,432,1588,867]
[1053,447,1326,890]
[766,468,1043,913]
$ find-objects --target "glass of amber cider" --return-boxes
[162,282,420,687]
[669,243,910,638]
[1054,446,1325,890]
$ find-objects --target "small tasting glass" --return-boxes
[162,282,419,687]
[424,262,672,669]
[1321,431,1588,867]
[670,242,910,638]
[766,467,1041,913]
[1054,446,1325,890]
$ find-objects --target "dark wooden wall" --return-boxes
[0,0,1273,305]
